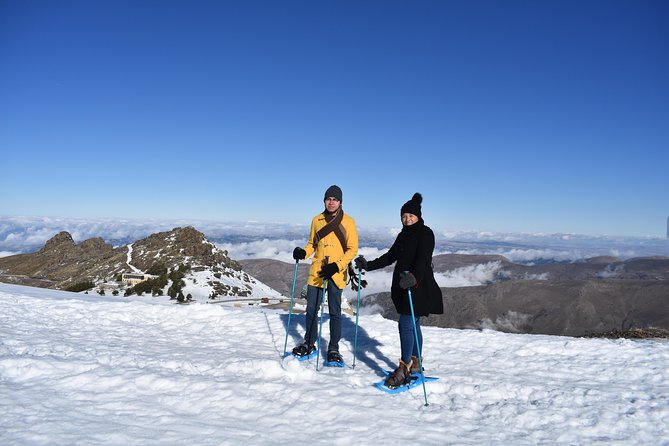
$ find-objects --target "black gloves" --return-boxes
[318,262,339,279]
[354,256,368,271]
[292,247,306,260]
[399,271,417,289]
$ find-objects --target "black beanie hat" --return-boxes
[400,193,422,218]
[324,185,343,202]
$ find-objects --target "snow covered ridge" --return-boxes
[0,226,282,303]
[121,227,282,302]
[1,282,668,445]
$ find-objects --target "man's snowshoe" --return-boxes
[292,343,316,358]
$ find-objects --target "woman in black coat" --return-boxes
[355,193,443,388]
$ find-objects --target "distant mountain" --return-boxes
[431,253,669,282]
[238,259,310,298]
[0,227,280,302]
[365,280,669,337]
[238,255,669,337]
[239,254,669,296]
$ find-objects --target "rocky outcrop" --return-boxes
[0,231,122,288]
[39,231,76,253]
[128,226,241,274]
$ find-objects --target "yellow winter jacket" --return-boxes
[303,210,358,290]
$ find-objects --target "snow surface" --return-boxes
[178,267,283,303]
[1,283,668,445]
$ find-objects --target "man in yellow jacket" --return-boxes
[291,185,358,365]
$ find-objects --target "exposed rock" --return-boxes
[79,237,112,254]
[0,231,122,288]
[39,231,75,253]
[128,226,241,274]
[584,327,669,339]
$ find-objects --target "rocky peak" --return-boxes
[129,226,240,272]
[173,226,205,243]
[40,231,76,253]
[38,232,113,259]
[79,237,113,254]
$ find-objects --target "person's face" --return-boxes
[401,213,418,226]
[325,197,341,212]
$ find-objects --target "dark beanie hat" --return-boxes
[400,193,422,218]
[324,185,343,202]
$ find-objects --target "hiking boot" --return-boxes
[384,360,411,389]
[327,350,343,365]
[292,343,316,357]
[410,355,423,375]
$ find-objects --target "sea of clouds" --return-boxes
[2,216,669,265]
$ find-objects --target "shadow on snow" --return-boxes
[279,312,396,375]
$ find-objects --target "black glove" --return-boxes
[318,262,339,280]
[399,271,417,289]
[292,247,306,260]
[354,256,368,271]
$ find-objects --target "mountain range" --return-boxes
[241,254,669,337]
[1,226,667,337]
[0,227,280,302]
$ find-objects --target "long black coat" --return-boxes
[367,220,443,316]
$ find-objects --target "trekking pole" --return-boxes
[282,259,299,357]
[315,256,329,371]
[406,274,429,406]
[352,267,362,369]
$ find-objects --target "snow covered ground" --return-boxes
[1,283,668,445]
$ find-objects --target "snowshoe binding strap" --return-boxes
[384,361,412,389]
[292,343,315,358]
[327,350,343,364]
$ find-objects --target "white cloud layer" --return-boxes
[2,216,668,265]
[435,262,503,287]
[216,239,301,263]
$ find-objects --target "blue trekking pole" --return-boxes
[315,256,329,371]
[282,260,299,357]
[352,267,362,369]
[406,274,429,406]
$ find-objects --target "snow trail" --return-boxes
[126,243,142,273]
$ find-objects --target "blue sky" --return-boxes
[1,0,667,237]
